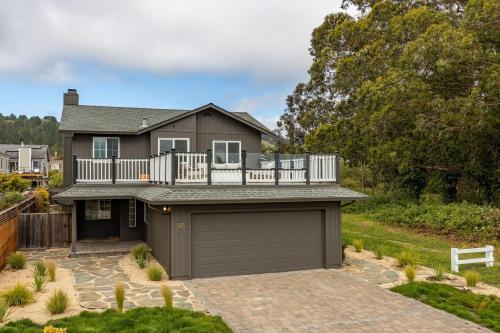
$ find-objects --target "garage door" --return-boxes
[191,210,324,278]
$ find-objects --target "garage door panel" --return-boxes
[191,210,324,278]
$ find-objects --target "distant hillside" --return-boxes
[0,113,62,155]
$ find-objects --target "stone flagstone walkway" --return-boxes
[25,249,202,311]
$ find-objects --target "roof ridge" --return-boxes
[71,104,190,112]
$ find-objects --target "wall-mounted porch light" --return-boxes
[162,205,172,215]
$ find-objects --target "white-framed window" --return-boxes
[213,141,241,164]
[158,138,189,154]
[85,200,111,220]
[93,137,120,158]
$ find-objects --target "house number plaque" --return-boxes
[176,223,186,229]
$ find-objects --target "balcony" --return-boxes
[73,151,340,185]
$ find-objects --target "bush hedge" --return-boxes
[345,195,499,243]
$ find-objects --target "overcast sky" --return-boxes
[0,0,351,129]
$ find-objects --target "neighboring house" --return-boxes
[49,152,64,172]
[0,143,49,175]
[0,152,9,173]
[55,89,367,279]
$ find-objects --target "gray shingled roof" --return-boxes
[54,185,368,204]
[0,144,49,160]
[59,104,272,134]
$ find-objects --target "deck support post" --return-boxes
[305,153,310,185]
[274,152,280,185]
[111,156,116,184]
[207,149,212,185]
[170,149,176,186]
[72,155,77,184]
[334,151,341,185]
[241,150,247,185]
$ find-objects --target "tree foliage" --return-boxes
[0,113,62,154]
[278,0,499,203]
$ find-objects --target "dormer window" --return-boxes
[93,137,120,158]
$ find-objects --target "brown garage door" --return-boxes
[191,210,324,278]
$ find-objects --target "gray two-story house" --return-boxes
[55,89,366,279]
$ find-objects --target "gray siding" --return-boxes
[146,207,171,273]
[150,108,262,154]
[63,133,73,187]
[150,116,196,154]
[195,110,261,153]
[72,133,150,159]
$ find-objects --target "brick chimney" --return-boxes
[64,89,79,105]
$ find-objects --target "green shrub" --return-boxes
[32,274,47,292]
[432,264,447,281]
[352,239,363,252]
[464,271,481,287]
[135,256,148,269]
[1,283,33,306]
[48,171,63,188]
[397,251,417,267]
[147,265,164,281]
[369,197,500,243]
[0,299,10,323]
[8,252,26,269]
[46,260,56,282]
[34,188,49,212]
[46,290,69,315]
[114,283,125,313]
[0,173,30,193]
[160,284,173,310]
[373,246,384,260]
[4,191,24,205]
[404,265,416,282]
[33,261,47,277]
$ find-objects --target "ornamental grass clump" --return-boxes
[464,271,481,287]
[147,265,164,281]
[46,260,56,282]
[160,284,173,310]
[0,299,11,323]
[114,282,125,313]
[46,290,69,315]
[432,264,447,281]
[32,274,47,292]
[397,251,417,267]
[33,261,48,277]
[132,244,150,269]
[374,246,384,260]
[1,283,33,306]
[352,239,363,253]
[8,252,26,270]
[404,265,416,283]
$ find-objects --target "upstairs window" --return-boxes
[213,141,241,164]
[93,137,120,158]
[158,138,189,154]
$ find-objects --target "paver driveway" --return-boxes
[185,269,491,333]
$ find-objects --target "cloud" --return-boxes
[35,62,74,84]
[233,93,286,129]
[0,0,346,82]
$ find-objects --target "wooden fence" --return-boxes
[0,197,35,270]
[19,211,71,249]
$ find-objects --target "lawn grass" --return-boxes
[391,282,500,332]
[343,213,500,287]
[0,307,232,333]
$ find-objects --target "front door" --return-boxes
[77,200,120,240]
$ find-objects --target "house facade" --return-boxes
[0,143,49,175]
[55,89,367,279]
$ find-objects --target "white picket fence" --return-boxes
[76,158,150,183]
[451,246,494,272]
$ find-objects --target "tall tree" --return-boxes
[278,0,499,202]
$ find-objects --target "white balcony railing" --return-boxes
[74,152,339,185]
